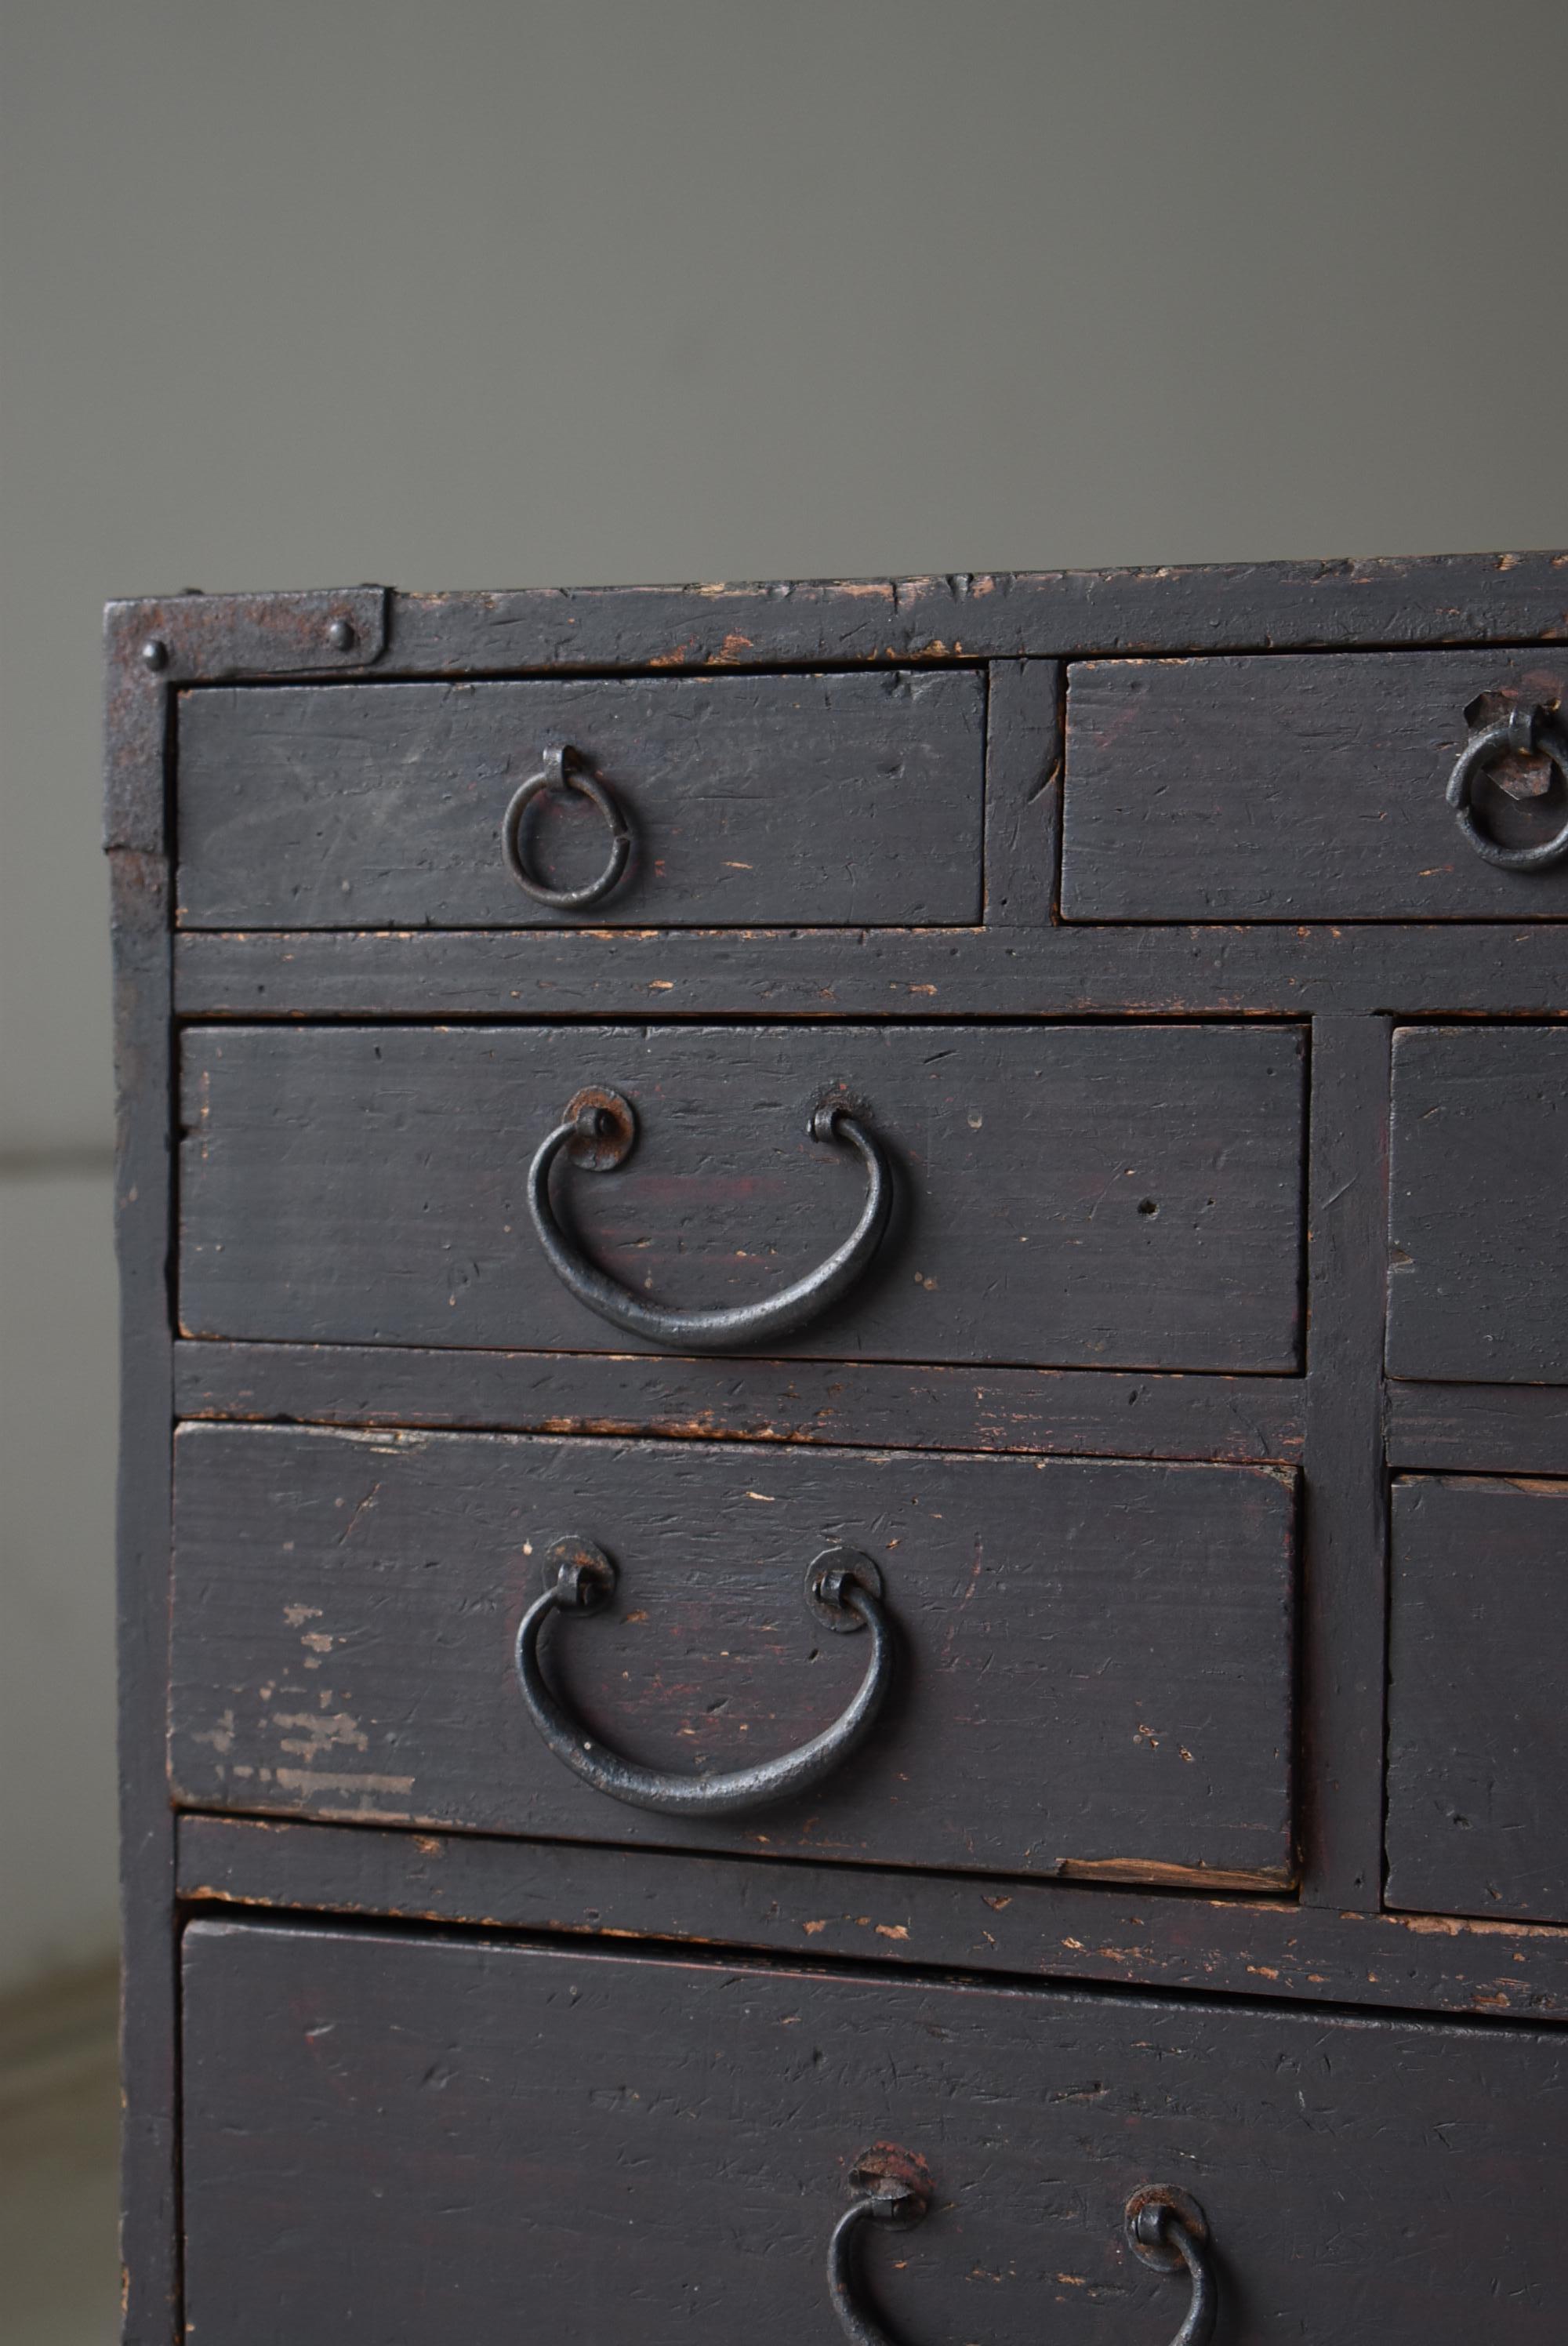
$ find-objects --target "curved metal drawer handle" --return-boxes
[1124,2185,1218,2346]
[827,2150,934,2346]
[515,1537,894,1815]
[503,744,633,909]
[1447,703,1568,870]
[828,2159,1217,2346]
[526,1088,895,1354]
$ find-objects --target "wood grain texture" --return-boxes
[177,1020,1306,1371]
[179,1811,1568,2024]
[170,1425,1295,1885]
[1387,1382,1568,1474]
[172,1340,1305,1463]
[1387,1473,1568,1923]
[172,917,1568,1022]
[107,556,1568,856]
[1388,1024,1568,1382]
[112,564,1568,2344]
[379,552,1568,670]
[104,590,387,853]
[982,661,1060,926]
[1062,651,1568,920]
[181,1919,1568,2344]
[176,671,985,930]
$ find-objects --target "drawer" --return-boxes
[175,670,985,928]
[179,1020,1307,1373]
[1061,650,1568,920]
[1387,1024,1568,1383]
[1387,1473,1568,1923]
[182,1920,1568,2344]
[169,1426,1297,1889]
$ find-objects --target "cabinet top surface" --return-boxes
[103,547,1568,680]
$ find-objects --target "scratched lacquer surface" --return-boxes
[177,1021,1307,1371]
[180,1921,1568,2346]
[169,1425,1297,1887]
[1387,1473,1568,1923]
[114,563,1568,2346]
[176,670,985,928]
[1387,1024,1568,1383]
[1062,650,1568,920]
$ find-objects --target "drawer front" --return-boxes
[1062,650,1568,920]
[182,1921,1568,2344]
[1387,1473,1568,1923]
[169,1426,1296,1887]
[179,1021,1306,1372]
[175,670,985,928]
[1387,1024,1568,1383]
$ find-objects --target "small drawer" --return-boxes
[1387,1472,1568,1923]
[178,1019,1306,1374]
[1061,650,1568,921]
[1387,1024,1568,1384]
[175,670,985,928]
[169,1426,1297,1890]
[183,1920,1568,2344]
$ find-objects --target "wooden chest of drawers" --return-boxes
[110,560,1568,2343]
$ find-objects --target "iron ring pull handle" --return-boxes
[1446,702,1568,870]
[503,743,633,908]
[514,1538,895,1816]
[827,2161,1217,2346]
[526,1090,895,1354]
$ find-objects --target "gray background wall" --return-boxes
[4,0,1567,1992]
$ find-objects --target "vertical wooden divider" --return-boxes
[1298,1014,1393,1908]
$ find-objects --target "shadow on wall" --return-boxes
[0,1957,122,2346]
[0,1164,119,1995]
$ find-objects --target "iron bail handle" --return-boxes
[827,2163,1217,2346]
[525,1089,895,1354]
[514,1538,895,1817]
[502,743,632,909]
[1446,702,1568,870]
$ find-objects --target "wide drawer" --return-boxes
[1387,1472,1568,1924]
[175,670,985,928]
[1386,1024,1568,1383]
[1062,650,1568,920]
[178,1020,1306,1372]
[182,1920,1568,2344]
[169,1426,1296,1887]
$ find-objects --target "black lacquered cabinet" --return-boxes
[183,1922,1568,2344]
[111,559,1568,2344]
